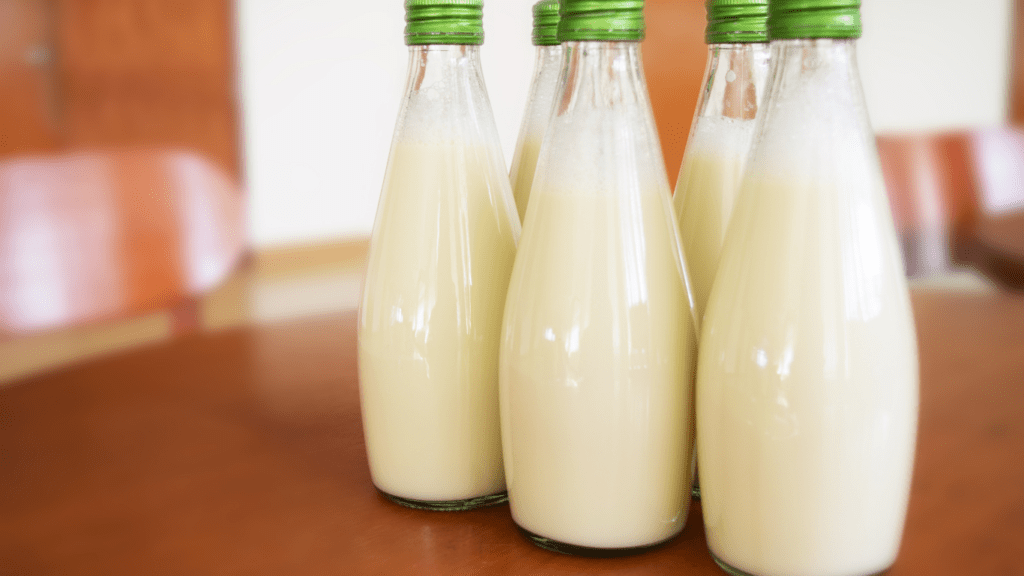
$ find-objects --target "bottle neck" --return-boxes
[406,44,483,94]
[526,44,564,112]
[556,41,648,117]
[514,44,564,147]
[765,38,864,118]
[398,44,490,141]
[534,44,563,74]
[540,40,669,198]
[749,38,877,181]
[393,44,501,145]
[696,43,770,122]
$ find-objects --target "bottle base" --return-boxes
[710,552,893,576]
[711,554,755,576]
[517,525,677,557]
[380,490,508,511]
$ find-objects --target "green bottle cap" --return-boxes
[767,0,861,40]
[405,0,484,45]
[706,0,768,44]
[558,0,645,43]
[533,0,561,46]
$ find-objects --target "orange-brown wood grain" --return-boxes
[55,0,233,73]
[644,0,707,189]
[1,0,239,174]
[0,149,245,337]
[0,290,1022,574]
[0,0,62,155]
[961,211,1024,290]
[876,128,1024,230]
[876,133,977,234]
[1011,0,1024,124]
[876,127,1024,283]
[54,0,240,175]
[876,131,987,276]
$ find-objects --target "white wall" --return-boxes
[237,0,534,248]
[238,0,1013,249]
[859,0,1012,132]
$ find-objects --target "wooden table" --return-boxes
[2,290,1023,575]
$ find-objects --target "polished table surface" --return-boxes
[2,290,1023,575]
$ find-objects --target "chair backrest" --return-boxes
[876,126,1024,276]
[0,148,245,337]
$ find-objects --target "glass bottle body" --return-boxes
[674,42,770,318]
[697,39,918,576]
[509,44,564,223]
[358,45,520,510]
[500,41,697,551]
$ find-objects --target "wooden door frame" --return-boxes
[1011,0,1024,123]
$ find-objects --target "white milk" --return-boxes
[673,117,756,317]
[697,101,919,575]
[500,188,696,549]
[510,137,543,223]
[359,139,518,503]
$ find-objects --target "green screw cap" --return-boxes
[706,0,767,44]
[558,0,645,43]
[405,0,484,45]
[533,0,561,46]
[767,0,861,40]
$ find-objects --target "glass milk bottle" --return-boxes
[358,0,519,511]
[696,1,919,575]
[509,0,562,223]
[674,0,769,319]
[500,0,697,553]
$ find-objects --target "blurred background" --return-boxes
[1,0,1023,384]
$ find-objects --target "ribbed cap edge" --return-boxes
[405,0,485,45]
[558,0,645,42]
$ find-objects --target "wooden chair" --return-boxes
[877,127,1024,284]
[0,148,245,338]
